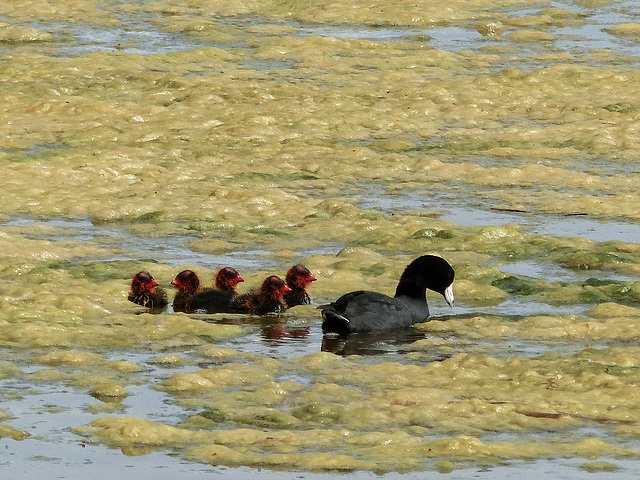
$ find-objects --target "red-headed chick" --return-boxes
[215,267,245,292]
[284,264,317,308]
[185,267,245,313]
[233,275,292,315]
[128,271,168,309]
[171,269,200,312]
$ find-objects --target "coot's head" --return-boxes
[261,275,292,299]
[171,270,200,295]
[285,264,317,288]
[131,271,159,293]
[215,267,244,291]
[395,255,455,305]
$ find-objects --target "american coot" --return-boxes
[284,264,317,308]
[319,255,454,333]
[233,275,292,315]
[128,271,168,309]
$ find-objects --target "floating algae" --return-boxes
[1,0,640,478]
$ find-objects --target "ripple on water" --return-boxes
[355,186,640,243]
[3,215,343,270]
[499,259,638,283]
[17,0,640,66]
[3,216,277,268]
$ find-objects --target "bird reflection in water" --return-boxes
[199,315,456,360]
[321,328,428,356]
[258,316,311,344]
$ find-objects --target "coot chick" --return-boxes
[186,267,245,314]
[215,266,244,292]
[284,264,317,308]
[233,275,292,315]
[319,255,454,333]
[170,269,200,312]
[128,271,168,309]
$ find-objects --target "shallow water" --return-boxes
[1,0,640,478]
[357,186,640,243]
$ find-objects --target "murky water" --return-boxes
[1,0,640,478]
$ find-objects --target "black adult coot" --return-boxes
[319,255,454,333]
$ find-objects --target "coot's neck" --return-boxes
[394,278,427,302]
[393,255,453,301]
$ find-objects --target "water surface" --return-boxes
[1,0,640,478]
